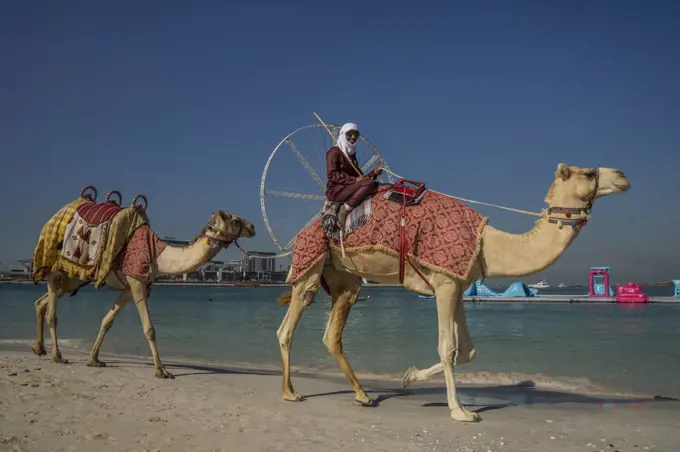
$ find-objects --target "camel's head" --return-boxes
[545,163,631,210]
[207,210,256,243]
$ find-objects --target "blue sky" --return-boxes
[1,1,678,284]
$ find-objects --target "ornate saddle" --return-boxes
[321,179,428,242]
[56,186,149,281]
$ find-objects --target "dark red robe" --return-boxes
[325,146,377,204]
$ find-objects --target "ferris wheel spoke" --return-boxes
[284,206,325,251]
[264,189,325,201]
[361,154,379,173]
[286,139,325,188]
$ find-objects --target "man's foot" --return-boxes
[337,208,350,230]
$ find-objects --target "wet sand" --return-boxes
[1,349,678,452]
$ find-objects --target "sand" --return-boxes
[1,349,678,452]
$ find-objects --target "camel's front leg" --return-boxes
[127,277,173,379]
[435,283,480,422]
[402,363,444,388]
[87,289,132,368]
[276,284,316,401]
[32,293,49,356]
[322,277,372,405]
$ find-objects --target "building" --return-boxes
[3,259,33,280]
[245,252,276,274]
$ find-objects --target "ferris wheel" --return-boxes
[260,121,395,256]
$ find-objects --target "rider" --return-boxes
[325,122,382,226]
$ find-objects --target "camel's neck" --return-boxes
[155,238,222,276]
[481,216,581,278]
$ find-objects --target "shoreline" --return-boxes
[1,348,678,451]
[0,342,663,400]
[2,279,678,304]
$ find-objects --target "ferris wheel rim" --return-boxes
[260,123,392,254]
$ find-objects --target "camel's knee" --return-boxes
[438,341,455,364]
[277,327,290,347]
[102,318,115,333]
[323,336,342,356]
[35,297,47,311]
[302,290,316,307]
[144,326,156,341]
[46,314,58,328]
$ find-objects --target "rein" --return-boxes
[202,220,241,249]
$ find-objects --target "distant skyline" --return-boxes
[1,1,679,284]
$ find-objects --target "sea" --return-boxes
[1,283,679,399]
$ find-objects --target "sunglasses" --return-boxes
[345,130,360,139]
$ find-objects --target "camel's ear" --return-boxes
[556,163,571,181]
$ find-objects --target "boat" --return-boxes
[558,283,567,288]
[527,279,550,289]
[233,281,261,287]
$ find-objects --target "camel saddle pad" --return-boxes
[322,198,373,240]
[118,224,168,284]
[59,210,114,269]
[77,201,122,225]
[289,190,488,284]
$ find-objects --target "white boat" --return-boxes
[528,279,550,289]
[558,283,567,288]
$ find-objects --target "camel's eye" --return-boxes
[584,170,596,179]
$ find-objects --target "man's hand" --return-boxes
[374,165,383,176]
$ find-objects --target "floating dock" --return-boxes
[462,295,679,304]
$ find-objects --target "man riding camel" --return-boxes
[325,122,382,227]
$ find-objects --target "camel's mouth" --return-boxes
[242,223,256,238]
[595,170,631,197]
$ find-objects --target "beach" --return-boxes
[2,284,680,451]
[2,348,679,452]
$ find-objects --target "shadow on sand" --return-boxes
[76,357,680,414]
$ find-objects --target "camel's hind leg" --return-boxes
[434,282,480,422]
[32,293,49,356]
[276,261,323,402]
[277,285,317,401]
[127,277,173,379]
[322,268,372,405]
[45,272,68,364]
[87,289,132,368]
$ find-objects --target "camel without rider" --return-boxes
[31,188,255,379]
[276,163,630,422]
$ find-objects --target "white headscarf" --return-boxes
[336,122,359,156]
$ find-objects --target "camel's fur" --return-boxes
[32,210,255,378]
[276,163,630,422]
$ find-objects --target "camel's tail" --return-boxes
[277,291,293,305]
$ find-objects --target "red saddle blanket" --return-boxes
[77,202,122,225]
[289,190,488,284]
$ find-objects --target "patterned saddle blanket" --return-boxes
[289,189,488,285]
[321,184,427,241]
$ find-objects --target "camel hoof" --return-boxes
[450,409,482,423]
[402,366,417,388]
[355,396,376,407]
[154,368,175,379]
[51,355,69,365]
[86,359,107,368]
[283,391,304,402]
[32,344,46,356]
